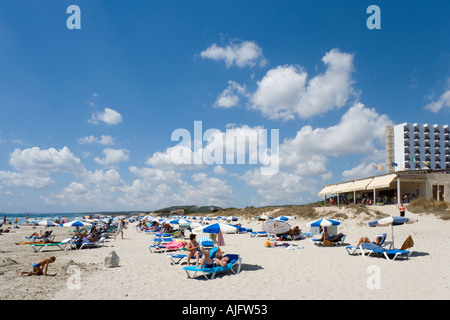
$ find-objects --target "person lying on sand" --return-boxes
[21,256,56,276]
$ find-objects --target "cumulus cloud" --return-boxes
[89,108,123,125]
[94,148,130,167]
[78,135,114,146]
[200,40,266,68]
[0,147,82,189]
[238,102,392,205]
[251,49,355,120]
[424,89,450,112]
[214,81,249,108]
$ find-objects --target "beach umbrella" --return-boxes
[226,216,238,221]
[308,218,341,227]
[262,220,291,234]
[193,223,238,234]
[274,215,296,221]
[62,220,92,228]
[37,219,59,227]
[168,218,191,225]
[253,214,272,221]
[368,216,418,248]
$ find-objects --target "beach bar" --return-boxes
[318,169,450,205]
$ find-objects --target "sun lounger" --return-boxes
[149,239,185,253]
[70,237,106,250]
[30,242,65,252]
[347,242,411,261]
[167,252,203,265]
[311,234,346,246]
[183,254,242,280]
[249,231,268,238]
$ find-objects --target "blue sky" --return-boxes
[0,1,449,213]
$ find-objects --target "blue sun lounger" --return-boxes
[183,254,242,280]
[347,242,411,261]
[249,231,268,238]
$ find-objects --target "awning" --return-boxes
[332,182,354,193]
[347,178,373,192]
[318,184,338,196]
[366,174,397,189]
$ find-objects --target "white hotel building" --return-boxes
[385,123,450,172]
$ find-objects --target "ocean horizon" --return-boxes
[1,211,142,225]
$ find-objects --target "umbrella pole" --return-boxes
[391,224,394,249]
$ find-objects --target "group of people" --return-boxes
[185,233,229,268]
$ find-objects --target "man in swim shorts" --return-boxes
[21,256,56,276]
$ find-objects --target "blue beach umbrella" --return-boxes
[195,223,239,234]
[368,216,418,248]
[168,218,191,225]
[274,215,296,222]
[308,218,341,227]
[61,220,92,228]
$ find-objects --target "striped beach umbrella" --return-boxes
[193,223,239,234]
[308,218,341,227]
[262,220,291,234]
[61,220,92,227]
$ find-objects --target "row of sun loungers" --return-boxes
[29,236,106,252]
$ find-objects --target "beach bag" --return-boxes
[323,240,334,246]
[104,251,120,268]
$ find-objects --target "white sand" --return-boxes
[1,204,449,300]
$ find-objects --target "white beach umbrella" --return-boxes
[37,219,59,227]
[368,216,418,248]
[262,220,291,234]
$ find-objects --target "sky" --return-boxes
[0,1,449,213]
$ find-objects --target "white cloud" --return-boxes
[94,148,129,167]
[78,135,114,146]
[238,103,392,205]
[213,165,227,175]
[200,40,266,68]
[89,108,123,125]
[424,89,450,112]
[251,49,355,120]
[0,146,81,189]
[9,146,81,174]
[279,103,392,170]
[214,81,248,108]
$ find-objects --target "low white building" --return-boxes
[318,170,450,204]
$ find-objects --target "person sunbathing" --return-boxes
[318,228,344,242]
[213,256,230,268]
[21,256,56,276]
[356,234,383,247]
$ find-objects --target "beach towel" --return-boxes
[400,235,414,251]
[218,230,225,246]
[164,240,185,250]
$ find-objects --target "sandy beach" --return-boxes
[1,204,449,301]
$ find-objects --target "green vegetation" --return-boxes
[406,198,450,220]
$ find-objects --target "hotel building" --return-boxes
[318,123,450,204]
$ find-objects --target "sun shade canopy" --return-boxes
[366,174,397,189]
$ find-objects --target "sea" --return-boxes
[1,212,133,225]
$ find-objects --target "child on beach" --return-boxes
[21,256,56,276]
